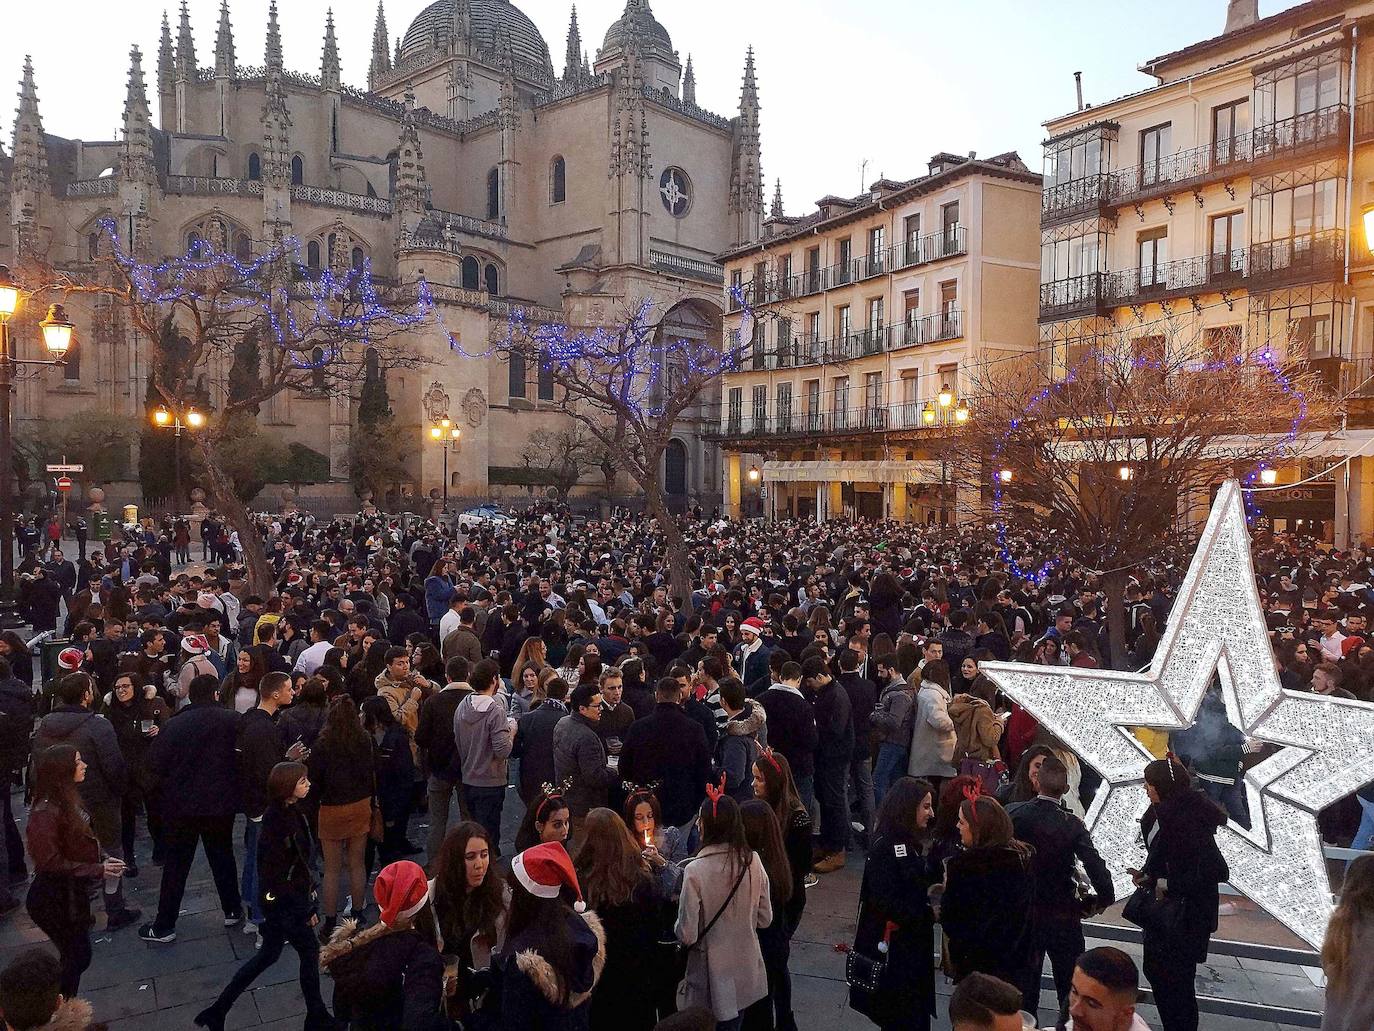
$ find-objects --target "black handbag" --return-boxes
[1121,883,1186,936]
[845,946,887,1017]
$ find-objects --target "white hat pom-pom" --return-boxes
[574,900,587,913]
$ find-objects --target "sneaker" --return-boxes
[803,872,819,889]
[106,907,142,932]
[813,852,847,874]
[223,911,245,928]
[138,924,176,944]
[849,821,865,834]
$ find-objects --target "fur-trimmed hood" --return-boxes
[319,915,403,967]
[512,908,606,1009]
[725,699,766,738]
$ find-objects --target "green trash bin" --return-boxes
[39,637,73,687]
[92,511,111,542]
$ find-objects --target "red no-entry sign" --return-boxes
[55,476,72,493]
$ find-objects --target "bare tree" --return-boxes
[520,426,601,500]
[501,296,752,605]
[97,219,429,595]
[944,325,1329,666]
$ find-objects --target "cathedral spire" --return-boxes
[732,47,764,245]
[682,53,695,106]
[175,0,196,81]
[11,56,49,201]
[770,178,783,219]
[393,86,427,215]
[214,0,235,77]
[369,1,391,89]
[452,0,472,46]
[264,0,283,75]
[158,11,176,95]
[564,5,583,82]
[321,9,341,91]
[121,46,156,183]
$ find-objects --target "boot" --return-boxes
[303,1008,342,1031]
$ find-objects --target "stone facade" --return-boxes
[0,0,765,510]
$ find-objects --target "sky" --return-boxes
[1,0,1302,214]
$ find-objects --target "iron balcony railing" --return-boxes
[1042,104,1348,223]
[1356,95,1374,142]
[898,309,963,347]
[1040,272,1112,321]
[1247,229,1344,289]
[756,311,964,370]
[720,399,970,439]
[899,226,968,267]
[1107,249,1247,307]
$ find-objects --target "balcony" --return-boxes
[1040,272,1111,322]
[1041,175,1113,227]
[1250,106,1348,168]
[1247,229,1343,290]
[1109,136,1252,208]
[1107,249,1247,308]
[899,226,968,267]
[896,309,963,347]
[718,398,970,441]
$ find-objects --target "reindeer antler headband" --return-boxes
[535,778,575,822]
[623,781,660,807]
[962,779,984,826]
[704,773,728,818]
[758,746,784,776]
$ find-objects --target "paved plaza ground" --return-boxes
[0,787,1325,1031]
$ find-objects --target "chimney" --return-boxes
[1074,71,1084,112]
[1225,0,1259,34]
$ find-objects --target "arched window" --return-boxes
[233,233,251,263]
[484,263,499,295]
[87,233,99,261]
[461,256,480,290]
[247,152,261,180]
[508,352,527,399]
[551,156,566,204]
[327,234,338,265]
[291,155,304,186]
[310,346,326,389]
[187,232,203,258]
[351,247,365,271]
[307,241,321,270]
[486,168,500,220]
[537,350,554,401]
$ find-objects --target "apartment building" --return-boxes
[714,152,1042,522]
[1039,0,1374,542]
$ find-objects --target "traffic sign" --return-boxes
[55,476,72,493]
[45,464,84,473]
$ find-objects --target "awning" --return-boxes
[763,459,943,484]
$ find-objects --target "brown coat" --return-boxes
[949,694,1002,762]
[442,626,484,667]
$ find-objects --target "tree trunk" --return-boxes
[643,475,693,609]
[194,433,275,598]
[1103,568,1129,671]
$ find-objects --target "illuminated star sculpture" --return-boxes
[982,479,1374,948]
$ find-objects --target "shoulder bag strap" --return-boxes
[691,855,751,950]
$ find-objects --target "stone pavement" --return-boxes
[0,783,1326,1031]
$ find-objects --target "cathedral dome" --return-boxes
[601,0,674,55]
[400,0,554,77]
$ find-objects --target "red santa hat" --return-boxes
[511,842,586,912]
[181,634,210,655]
[57,647,84,672]
[740,616,766,637]
[373,860,430,927]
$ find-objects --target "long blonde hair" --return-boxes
[1324,854,1374,991]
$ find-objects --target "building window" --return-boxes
[62,338,80,382]
[234,234,251,262]
[486,168,500,220]
[86,233,99,261]
[833,376,850,429]
[461,256,480,290]
[290,155,304,186]
[187,232,203,257]
[751,384,767,429]
[509,352,527,399]
[307,241,321,270]
[1137,228,1169,289]
[836,237,853,285]
[901,372,918,425]
[751,320,765,370]
[776,317,792,367]
[903,214,921,264]
[868,226,886,274]
[310,346,326,390]
[351,247,365,271]
[537,351,555,401]
[1212,99,1249,163]
[550,156,566,203]
[941,201,960,237]
[867,297,884,332]
[484,263,499,295]
[1202,326,1242,362]
[247,153,261,180]
[864,372,882,426]
[939,280,957,315]
[805,379,821,429]
[776,382,792,431]
[805,247,821,292]
[1208,211,1244,278]
[1139,123,1172,187]
[727,387,743,432]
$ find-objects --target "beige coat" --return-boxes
[949,694,1002,762]
[675,844,772,1020]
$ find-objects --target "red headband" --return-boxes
[704,773,728,817]
[535,780,572,823]
[759,746,783,776]
[962,779,983,825]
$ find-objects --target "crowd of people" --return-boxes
[0,503,1366,1031]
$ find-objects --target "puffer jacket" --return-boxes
[716,700,767,801]
[552,712,613,816]
[869,678,915,747]
[948,694,1002,762]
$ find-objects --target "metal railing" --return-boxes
[1247,229,1344,289]
[650,251,725,284]
[1251,105,1349,164]
[1107,249,1247,307]
[289,184,391,216]
[745,312,964,370]
[719,398,969,439]
[896,309,963,347]
[1040,271,1112,321]
[1041,175,1113,225]
[1110,135,1252,206]
[899,225,968,267]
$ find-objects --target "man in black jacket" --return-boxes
[512,676,569,804]
[0,658,31,897]
[618,678,711,830]
[807,657,853,873]
[1007,754,1114,1025]
[140,674,245,943]
[759,661,818,811]
[33,672,140,930]
[236,672,307,931]
[415,656,472,863]
[387,592,429,646]
[837,648,878,847]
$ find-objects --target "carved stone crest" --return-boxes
[462,387,488,428]
[422,381,451,422]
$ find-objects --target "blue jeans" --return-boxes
[873,743,909,805]
[240,818,262,924]
[462,784,506,857]
[792,772,815,817]
[1350,795,1374,870]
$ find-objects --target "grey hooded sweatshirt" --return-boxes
[454,692,516,788]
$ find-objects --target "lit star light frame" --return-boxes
[981,480,1374,949]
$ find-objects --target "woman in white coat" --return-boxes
[676,781,773,1031]
[908,659,957,788]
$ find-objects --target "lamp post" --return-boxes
[150,403,205,512]
[428,417,462,513]
[0,265,72,595]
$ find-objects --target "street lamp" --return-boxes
[0,266,72,596]
[937,384,953,409]
[149,404,206,511]
[998,468,1014,484]
[428,417,462,513]
[922,407,936,425]
[1118,464,1134,481]
[1259,466,1278,486]
[747,464,760,483]
[954,402,970,425]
